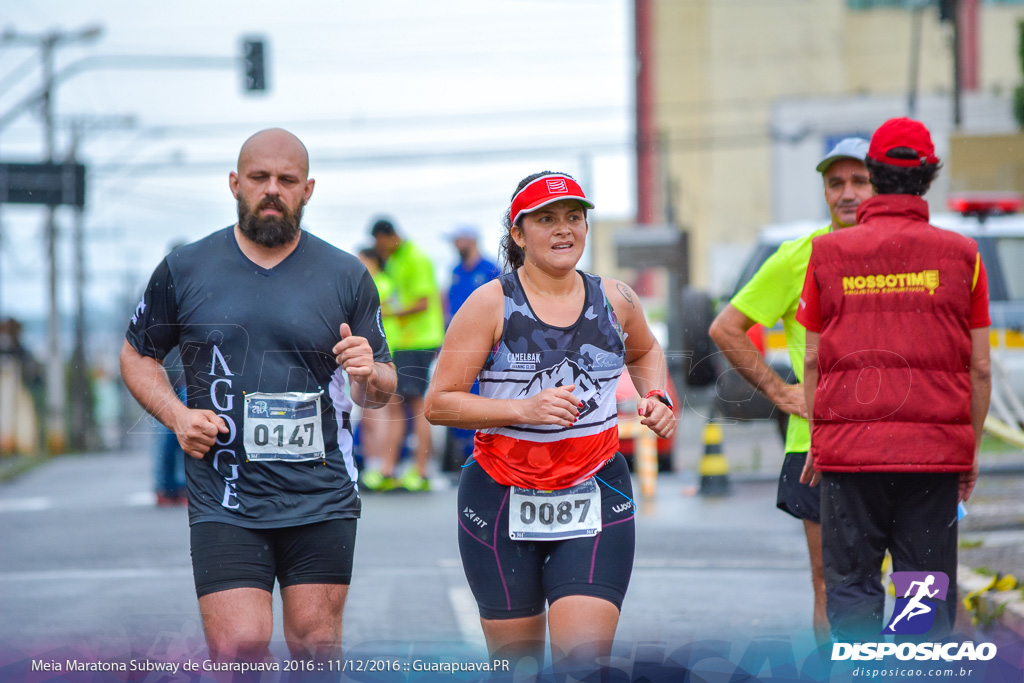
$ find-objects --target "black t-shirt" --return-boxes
[126,227,391,528]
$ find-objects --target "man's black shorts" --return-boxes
[190,519,357,598]
[393,349,437,398]
[776,452,821,524]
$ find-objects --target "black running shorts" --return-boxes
[393,349,437,398]
[190,519,357,598]
[776,452,821,524]
[457,453,636,620]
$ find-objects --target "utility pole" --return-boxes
[633,0,658,298]
[953,1,963,128]
[940,0,971,128]
[907,0,926,118]
[69,127,88,451]
[634,0,657,226]
[66,115,133,452]
[0,25,103,454]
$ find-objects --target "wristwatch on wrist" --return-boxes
[644,389,673,410]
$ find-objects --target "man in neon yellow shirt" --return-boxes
[357,248,401,347]
[364,218,445,491]
[708,137,872,642]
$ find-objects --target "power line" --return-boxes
[88,138,631,174]
[0,51,40,95]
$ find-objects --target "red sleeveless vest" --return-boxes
[808,196,977,473]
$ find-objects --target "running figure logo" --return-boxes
[883,571,949,635]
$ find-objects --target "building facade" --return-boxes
[645,0,1024,290]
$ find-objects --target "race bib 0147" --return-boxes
[243,391,325,462]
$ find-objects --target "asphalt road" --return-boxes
[0,445,821,667]
[3,421,1022,681]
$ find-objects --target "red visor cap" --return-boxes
[510,175,594,226]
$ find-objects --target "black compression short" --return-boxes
[190,519,357,598]
[457,453,636,620]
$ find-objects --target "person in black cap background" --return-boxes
[797,118,992,641]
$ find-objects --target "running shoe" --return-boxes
[360,470,397,492]
[398,469,431,492]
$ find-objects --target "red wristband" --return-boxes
[644,389,673,410]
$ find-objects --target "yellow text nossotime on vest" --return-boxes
[842,271,939,296]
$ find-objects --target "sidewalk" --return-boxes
[958,452,1024,638]
[0,452,49,483]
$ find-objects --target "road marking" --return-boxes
[0,492,179,512]
[447,587,485,648]
[0,567,193,582]
[963,528,1024,546]
[127,491,157,506]
[439,558,805,571]
[0,497,52,512]
[634,558,806,570]
[967,501,1024,516]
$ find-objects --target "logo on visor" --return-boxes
[546,178,568,193]
[883,571,949,635]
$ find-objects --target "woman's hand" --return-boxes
[518,384,580,427]
[637,397,675,439]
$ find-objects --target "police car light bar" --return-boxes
[948,192,1024,217]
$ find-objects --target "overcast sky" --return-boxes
[0,0,634,333]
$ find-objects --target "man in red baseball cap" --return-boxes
[709,136,872,643]
[796,118,992,641]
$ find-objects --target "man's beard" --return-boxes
[237,195,303,248]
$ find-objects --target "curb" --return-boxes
[958,564,1024,637]
[0,454,49,483]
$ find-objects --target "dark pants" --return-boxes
[448,379,483,464]
[155,384,187,496]
[820,471,960,642]
[155,427,185,495]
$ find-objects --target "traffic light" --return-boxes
[243,38,266,92]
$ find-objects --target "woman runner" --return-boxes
[425,171,675,673]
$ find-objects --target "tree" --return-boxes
[1014,21,1024,127]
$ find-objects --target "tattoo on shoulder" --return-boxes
[616,282,636,308]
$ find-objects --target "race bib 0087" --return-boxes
[509,478,602,541]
